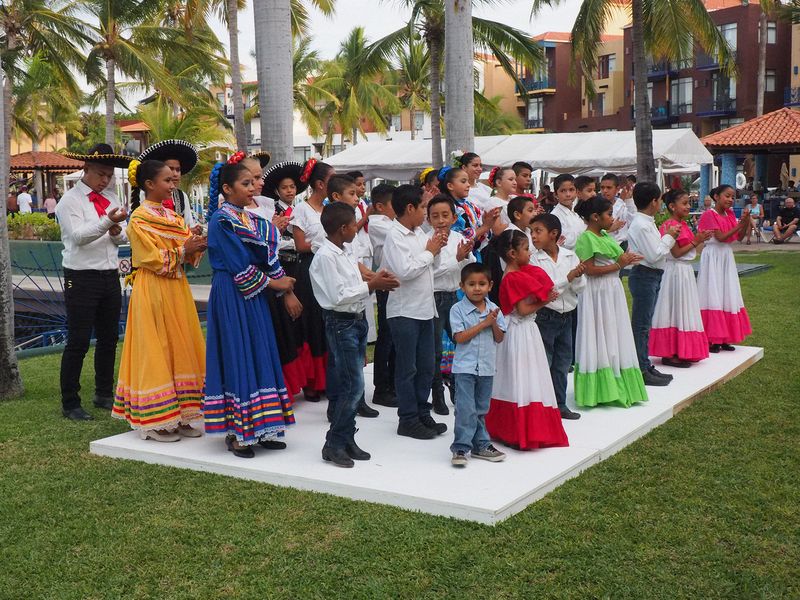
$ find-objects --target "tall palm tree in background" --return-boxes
[474,94,520,135]
[389,39,431,140]
[756,0,776,117]
[369,0,543,168]
[532,0,736,181]
[444,0,474,157]
[221,0,248,151]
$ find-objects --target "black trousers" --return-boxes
[60,268,122,410]
[372,290,395,394]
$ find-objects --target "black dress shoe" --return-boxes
[93,395,114,410]
[258,439,287,450]
[62,407,94,421]
[648,366,673,381]
[345,441,371,461]
[356,401,379,418]
[662,357,692,368]
[642,369,670,387]
[371,391,397,407]
[431,388,449,416]
[559,407,581,420]
[303,388,322,402]
[322,445,354,468]
[226,436,255,458]
[720,343,736,351]
[709,344,721,353]
[397,420,437,440]
[420,414,447,435]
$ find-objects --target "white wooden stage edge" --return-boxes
[90,346,763,526]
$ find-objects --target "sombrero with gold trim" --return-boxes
[63,143,133,169]
[262,161,307,199]
[138,139,199,174]
[250,151,271,169]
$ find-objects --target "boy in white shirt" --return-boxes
[17,186,33,213]
[367,184,398,408]
[549,174,586,251]
[600,173,634,249]
[382,184,448,440]
[428,194,475,416]
[530,213,586,420]
[310,203,399,468]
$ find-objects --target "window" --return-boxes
[597,54,615,79]
[527,97,544,127]
[390,115,401,131]
[670,122,693,129]
[767,21,777,44]
[766,69,776,93]
[719,23,737,51]
[670,77,693,113]
[216,92,225,109]
[414,112,424,131]
[719,117,744,130]
[595,92,606,115]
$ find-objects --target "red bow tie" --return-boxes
[88,191,110,218]
[162,198,175,211]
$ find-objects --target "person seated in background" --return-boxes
[771,197,799,244]
[743,193,764,245]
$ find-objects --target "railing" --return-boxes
[520,76,555,92]
[525,118,544,129]
[696,51,737,70]
[785,86,800,107]
[647,61,677,79]
[696,97,737,116]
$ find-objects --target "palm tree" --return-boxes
[474,94,520,135]
[389,39,431,140]
[444,0,473,157]
[756,0,776,117]
[368,0,544,168]
[532,0,736,181]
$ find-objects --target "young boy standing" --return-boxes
[512,161,536,199]
[367,184,397,408]
[627,182,680,387]
[449,263,507,467]
[601,173,634,250]
[549,174,586,251]
[382,185,448,439]
[530,214,586,420]
[310,203,399,468]
[506,196,536,249]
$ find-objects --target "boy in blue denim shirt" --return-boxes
[449,263,507,467]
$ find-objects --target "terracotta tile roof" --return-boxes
[9,151,83,173]
[533,31,572,43]
[701,108,800,150]
[119,121,150,133]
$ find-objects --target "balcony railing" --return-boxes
[520,76,555,92]
[785,86,800,107]
[696,51,737,71]
[525,118,544,129]
[647,61,678,80]
[696,97,737,116]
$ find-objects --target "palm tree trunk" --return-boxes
[0,59,24,399]
[428,34,443,168]
[226,0,248,152]
[631,0,655,181]
[254,0,293,161]
[410,108,416,141]
[352,126,358,146]
[105,58,116,147]
[31,124,43,205]
[756,10,767,117]
[444,0,474,159]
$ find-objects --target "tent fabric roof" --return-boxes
[701,108,800,153]
[10,151,83,173]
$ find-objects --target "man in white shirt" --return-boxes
[600,173,635,248]
[17,187,33,213]
[550,174,586,251]
[57,144,132,420]
[627,182,679,387]
[382,185,447,440]
[530,213,586,420]
[310,203,399,468]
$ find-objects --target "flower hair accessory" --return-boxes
[127,159,140,188]
[450,150,464,168]
[299,158,318,184]
[437,166,453,183]
[206,160,226,221]
[227,151,246,165]
[419,167,435,185]
[487,166,501,188]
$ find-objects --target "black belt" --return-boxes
[322,309,365,321]
[64,268,118,275]
[632,264,664,275]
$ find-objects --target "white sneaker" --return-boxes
[139,429,181,442]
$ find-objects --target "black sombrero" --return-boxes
[63,143,133,169]
[250,151,271,169]
[138,139,199,174]
[262,161,307,199]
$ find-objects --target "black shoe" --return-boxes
[397,420,438,440]
[432,388,449,416]
[62,407,94,421]
[559,407,581,420]
[322,445,354,468]
[345,441,371,461]
[420,414,447,435]
[662,357,692,368]
[356,401,379,418]
[258,439,287,450]
[709,344,721,353]
[648,366,673,381]
[642,369,670,387]
[304,388,322,402]
[371,390,397,407]
[226,436,255,458]
[720,343,736,351]
[93,395,114,410]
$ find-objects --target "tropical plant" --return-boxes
[474,94,521,136]
[369,0,544,168]
[7,212,61,241]
[67,111,118,153]
[388,39,431,140]
[531,0,736,181]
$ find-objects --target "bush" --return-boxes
[8,212,61,241]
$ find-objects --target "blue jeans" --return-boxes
[628,265,663,371]
[536,307,574,409]
[450,373,493,453]
[372,290,395,394]
[323,311,368,449]
[432,291,457,393]
[388,316,435,425]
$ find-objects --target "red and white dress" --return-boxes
[649,219,709,361]
[486,264,569,450]
[697,209,752,344]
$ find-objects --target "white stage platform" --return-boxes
[91,346,762,525]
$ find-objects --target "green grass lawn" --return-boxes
[1,252,798,599]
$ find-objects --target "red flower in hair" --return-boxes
[227,151,246,165]
[299,158,317,184]
[488,166,501,188]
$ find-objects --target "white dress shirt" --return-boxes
[310,238,370,314]
[17,192,33,213]
[381,220,438,320]
[248,195,275,222]
[483,196,511,226]
[550,203,586,251]
[468,182,493,211]
[611,196,636,243]
[505,223,533,250]
[56,180,127,270]
[368,214,393,270]
[291,200,325,253]
[433,230,475,292]
[531,247,586,313]
[627,212,676,270]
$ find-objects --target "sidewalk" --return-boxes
[733,240,800,253]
